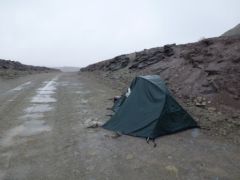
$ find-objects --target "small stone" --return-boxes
[202,82,210,87]
[208,107,216,112]
[196,96,202,101]
[194,96,207,107]
[233,95,239,100]
[126,154,134,160]
[232,114,239,119]
[195,102,201,106]
[195,102,206,107]
[89,151,97,156]
[165,165,179,177]
[219,129,227,136]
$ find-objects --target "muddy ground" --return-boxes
[0,72,239,180]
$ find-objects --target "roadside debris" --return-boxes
[84,118,103,128]
[126,154,134,160]
[111,132,122,138]
[194,96,207,107]
[146,137,157,148]
[165,165,179,178]
[86,122,101,128]
[104,132,122,139]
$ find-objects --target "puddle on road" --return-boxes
[19,114,44,120]
[9,81,32,92]
[19,120,51,136]
[0,76,59,147]
[24,104,53,113]
[31,95,56,103]
[37,84,57,92]
[31,79,58,103]
[0,120,51,147]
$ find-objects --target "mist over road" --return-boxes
[0,72,239,180]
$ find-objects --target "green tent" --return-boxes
[103,75,198,139]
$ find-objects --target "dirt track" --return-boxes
[0,72,239,180]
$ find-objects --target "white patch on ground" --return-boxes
[31,95,56,103]
[81,99,88,104]
[36,90,55,95]
[7,99,15,102]
[191,128,200,138]
[9,81,32,92]
[58,81,83,87]
[37,82,57,92]
[75,90,90,95]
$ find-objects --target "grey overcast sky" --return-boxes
[0,0,240,67]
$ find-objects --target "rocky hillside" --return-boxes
[81,36,240,144]
[0,59,60,78]
[222,23,240,37]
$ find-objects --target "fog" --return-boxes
[0,0,239,67]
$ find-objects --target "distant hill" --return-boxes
[57,67,80,72]
[222,24,240,37]
[0,59,60,78]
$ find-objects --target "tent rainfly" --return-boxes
[103,75,198,139]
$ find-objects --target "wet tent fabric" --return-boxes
[103,75,198,139]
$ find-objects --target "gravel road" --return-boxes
[0,72,239,180]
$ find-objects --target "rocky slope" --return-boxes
[81,36,240,144]
[0,59,60,78]
[222,23,240,37]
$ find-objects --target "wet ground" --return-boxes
[0,72,239,180]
